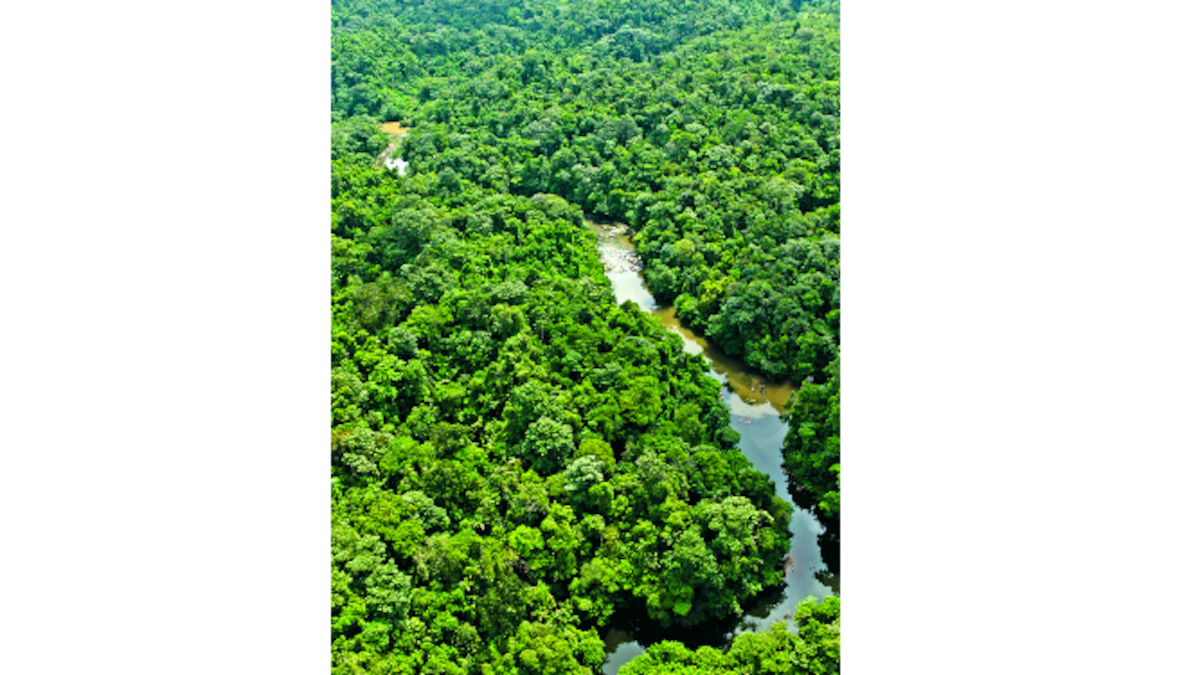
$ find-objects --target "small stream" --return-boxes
[379,122,412,175]
[589,220,837,673]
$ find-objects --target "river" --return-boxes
[379,122,412,175]
[589,220,837,673]
[376,130,837,668]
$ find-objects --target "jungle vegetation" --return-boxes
[331,0,839,672]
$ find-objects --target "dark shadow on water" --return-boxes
[602,605,741,653]
[742,583,789,620]
[815,523,840,595]
[786,485,840,596]
[601,580,795,655]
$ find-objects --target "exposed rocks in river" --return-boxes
[599,246,643,273]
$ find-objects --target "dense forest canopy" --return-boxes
[331,0,839,672]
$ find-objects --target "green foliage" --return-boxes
[619,596,840,674]
[331,522,414,659]
[576,437,616,469]
[499,620,606,674]
[564,455,606,494]
[782,353,840,519]
[521,416,576,475]
[331,0,840,671]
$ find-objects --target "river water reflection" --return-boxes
[589,220,836,673]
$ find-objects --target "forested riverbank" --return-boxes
[588,217,835,671]
[332,1,840,672]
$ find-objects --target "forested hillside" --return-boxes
[331,0,840,672]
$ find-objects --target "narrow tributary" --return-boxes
[589,220,837,673]
[379,122,412,175]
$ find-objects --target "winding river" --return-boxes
[376,124,836,670]
[589,220,837,673]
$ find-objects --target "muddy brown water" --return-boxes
[380,122,412,135]
[588,219,836,673]
[588,219,799,412]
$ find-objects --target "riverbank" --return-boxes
[588,218,837,673]
[586,219,800,413]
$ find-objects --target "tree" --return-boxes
[618,375,663,427]
[522,416,575,475]
[564,455,605,494]
[496,620,605,675]
[575,437,615,469]
[619,596,840,674]
[781,353,840,519]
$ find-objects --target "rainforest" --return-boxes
[331,0,840,672]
